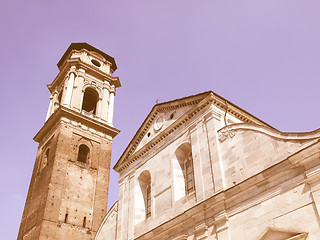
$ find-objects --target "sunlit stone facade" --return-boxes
[96,92,320,240]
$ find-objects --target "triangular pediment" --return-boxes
[134,104,194,153]
[114,91,273,173]
[258,227,308,240]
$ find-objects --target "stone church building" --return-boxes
[18,43,320,240]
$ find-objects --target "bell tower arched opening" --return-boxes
[82,87,99,115]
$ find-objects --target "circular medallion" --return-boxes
[154,116,164,131]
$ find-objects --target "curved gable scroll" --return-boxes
[95,202,118,240]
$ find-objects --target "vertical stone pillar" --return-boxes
[127,174,135,240]
[205,112,226,192]
[45,94,54,121]
[71,73,85,112]
[51,91,59,114]
[108,86,115,125]
[117,177,130,240]
[305,166,320,219]
[214,210,230,240]
[189,124,205,201]
[199,117,215,198]
[116,179,125,240]
[62,72,75,107]
[106,63,111,75]
[101,83,110,122]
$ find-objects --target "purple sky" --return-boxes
[1,1,320,238]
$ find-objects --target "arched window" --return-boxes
[174,143,195,199]
[82,88,98,115]
[77,144,90,163]
[135,170,151,223]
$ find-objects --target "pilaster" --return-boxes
[63,72,75,107]
[101,82,110,122]
[205,111,226,193]
[108,85,115,125]
[189,124,205,201]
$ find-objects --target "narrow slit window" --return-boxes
[146,184,151,219]
[83,217,86,228]
[184,152,195,194]
[64,213,68,223]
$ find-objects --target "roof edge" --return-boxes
[57,42,117,71]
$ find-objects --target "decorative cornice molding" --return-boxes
[48,59,120,93]
[219,123,320,142]
[34,106,119,143]
[288,141,320,167]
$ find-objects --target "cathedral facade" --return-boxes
[19,44,320,240]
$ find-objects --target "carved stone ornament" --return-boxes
[218,128,235,142]
[154,116,164,131]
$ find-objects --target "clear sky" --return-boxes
[1,0,320,238]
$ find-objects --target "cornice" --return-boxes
[34,106,120,143]
[288,140,320,167]
[48,59,120,93]
[218,123,320,143]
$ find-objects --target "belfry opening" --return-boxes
[82,87,98,115]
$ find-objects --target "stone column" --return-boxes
[106,63,111,75]
[288,142,320,221]
[205,111,226,192]
[62,72,75,107]
[214,210,230,240]
[117,177,130,240]
[199,117,215,198]
[71,73,85,112]
[107,86,115,125]
[189,124,205,201]
[116,179,125,240]
[305,165,320,219]
[100,84,110,122]
[127,174,135,240]
[45,94,54,121]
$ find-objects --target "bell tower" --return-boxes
[18,43,121,240]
